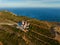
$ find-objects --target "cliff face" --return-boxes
[0,11,60,45]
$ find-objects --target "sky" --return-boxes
[0,0,60,8]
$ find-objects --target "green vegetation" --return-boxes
[0,11,60,45]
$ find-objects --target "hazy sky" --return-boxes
[0,0,60,7]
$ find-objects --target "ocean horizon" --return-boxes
[0,8,60,22]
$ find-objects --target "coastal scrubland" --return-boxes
[0,11,60,45]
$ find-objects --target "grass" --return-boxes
[0,11,60,45]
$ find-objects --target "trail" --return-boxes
[55,32,60,42]
[31,30,54,40]
[0,23,17,25]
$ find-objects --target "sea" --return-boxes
[0,8,60,22]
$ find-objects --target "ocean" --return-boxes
[0,8,60,22]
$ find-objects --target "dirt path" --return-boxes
[31,30,54,40]
[0,23,17,25]
[55,33,60,42]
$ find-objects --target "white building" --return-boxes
[21,20,30,30]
